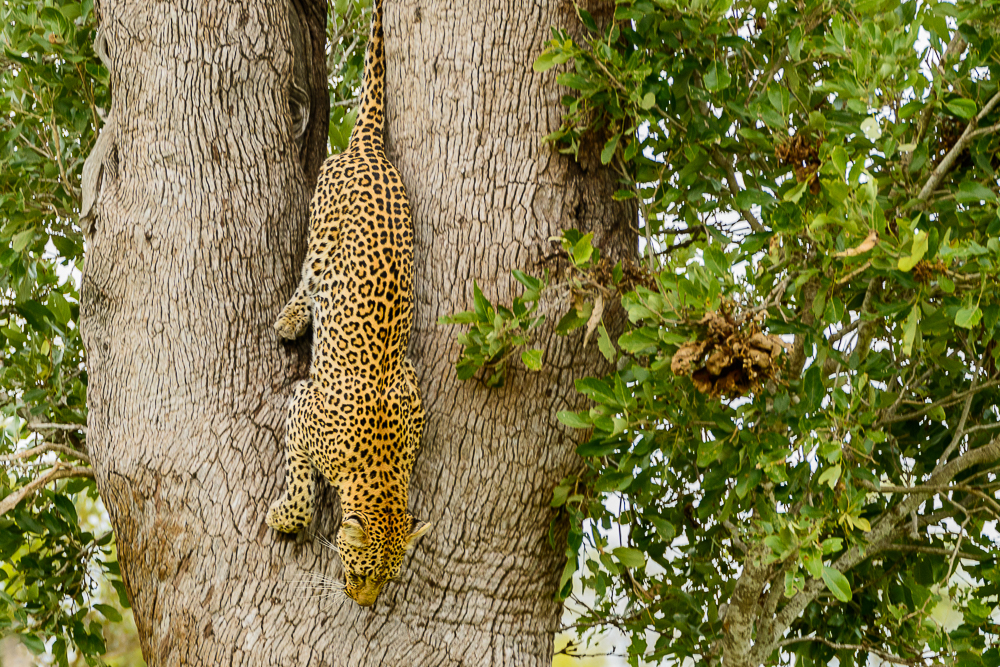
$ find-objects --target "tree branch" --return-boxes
[0,463,95,517]
[882,544,986,559]
[755,435,1000,661]
[778,636,922,666]
[0,442,91,465]
[878,378,1000,426]
[722,544,771,667]
[918,89,1000,201]
[27,422,88,433]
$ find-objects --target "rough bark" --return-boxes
[81,0,632,665]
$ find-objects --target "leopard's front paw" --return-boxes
[274,307,309,341]
[266,500,308,534]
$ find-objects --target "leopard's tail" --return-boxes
[348,0,385,150]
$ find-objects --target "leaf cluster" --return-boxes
[447,0,1000,665]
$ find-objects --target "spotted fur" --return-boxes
[266,0,429,607]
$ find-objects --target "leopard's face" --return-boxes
[336,512,431,606]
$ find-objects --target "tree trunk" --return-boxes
[80,0,632,665]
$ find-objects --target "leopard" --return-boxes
[266,0,430,608]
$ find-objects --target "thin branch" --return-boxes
[711,148,763,233]
[0,464,95,517]
[904,35,967,171]
[0,442,91,465]
[27,422,88,433]
[722,520,748,553]
[778,636,921,666]
[918,89,1000,201]
[757,436,1000,662]
[937,384,976,468]
[878,378,1000,426]
[882,544,986,559]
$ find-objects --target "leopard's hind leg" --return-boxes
[267,381,321,533]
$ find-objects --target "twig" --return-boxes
[711,148,763,233]
[858,480,1000,517]
[778,636,921,665]
[918,89,1000,201]
[936,384,976,468]
[0,442,91,465]
[27,422,87,433]
[0,463,95,516]
[882,544,985,559]
[722,520,748,553]
[878,379,1000,426]
[904,34,967,171]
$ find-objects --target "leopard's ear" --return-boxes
[341,515,370,548]
[406,517,432,549]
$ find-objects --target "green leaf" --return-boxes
[612,546,646,569]
[557,410,591,429]
[901,307,920,356]
[551,483,571,507]
[956,181,997,204]
[704,62,732,91]
[573,233,595,265]
[639,92,655,110]
[648,516,675,541]
[898,231,928,272]
[595,470,633,492]
[601,133,621,165]
[822,566,852,602]
[48,292,72,325]
[944,98,977,120]
[597,323,615,362]
[697,438,726,467]
[783,180,809,204]
[533,51,559,73]
[803,366,824,411]
[12,229,35,252]
[521,348,543,371]
[735,188,775,208]
[818,464,842,489]
[20,634,45,655]
[860,117,882,141]
[955,306,983,329]
[92,603,122,623]
[558,553,577,595]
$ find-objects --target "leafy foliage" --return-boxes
[449,0,1000,665]
[0,0,134,663]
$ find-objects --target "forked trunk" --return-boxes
[81,1,631,664]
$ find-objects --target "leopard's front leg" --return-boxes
[274,279,313,340]
[267,381,320,532]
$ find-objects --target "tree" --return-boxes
[3,0,634,666]
[466,0,1000,665]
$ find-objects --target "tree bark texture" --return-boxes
[80,0,632,665]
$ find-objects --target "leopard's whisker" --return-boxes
[316,534,340,556]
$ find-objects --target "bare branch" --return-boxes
[722,520,748,553]
[27,422,88,433]
[879,379,1000,426]
[0,464,95,517]
[882,544,986,559]
[918,89,1000,201]
[937,385,976,468]
[779,636,922,666]
[0,442,91,465]
[711,148,763,233]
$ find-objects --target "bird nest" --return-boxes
[670,311,787,398]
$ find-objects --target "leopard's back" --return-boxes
[307,145,415,381]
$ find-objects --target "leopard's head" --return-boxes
[336,511,431,606]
